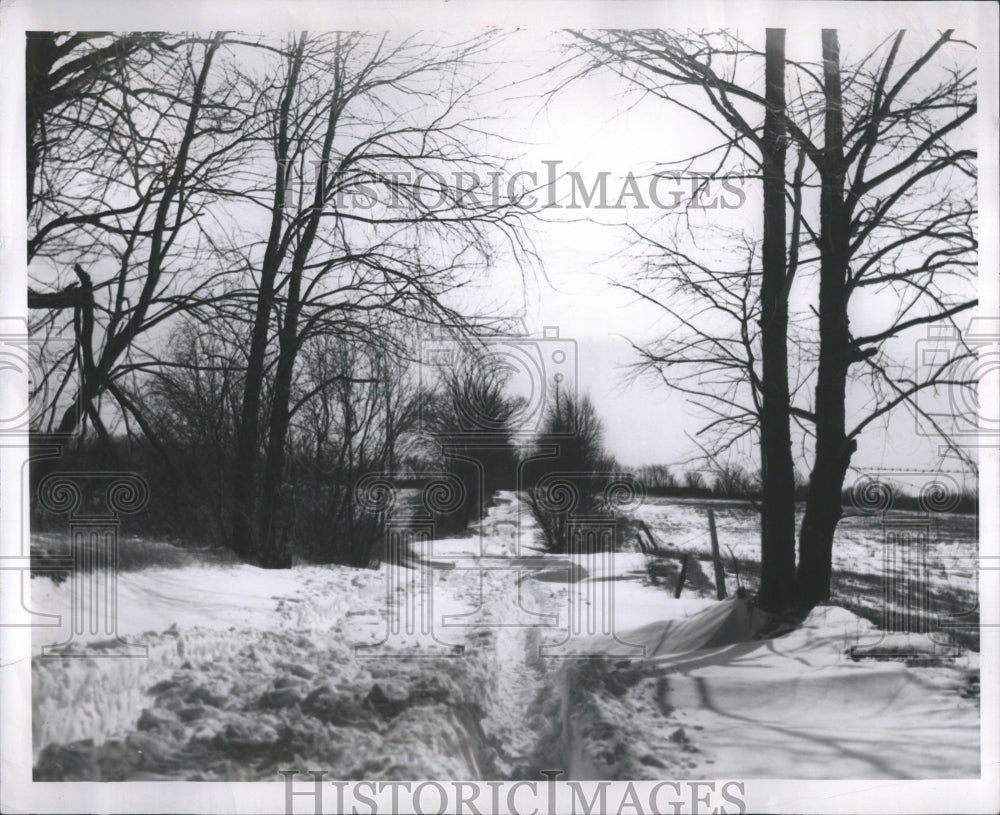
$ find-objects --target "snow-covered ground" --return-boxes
[31,492,979,781]
[636,497,981,648]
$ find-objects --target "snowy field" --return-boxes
[636,497,981,649]
[30,493,980,781]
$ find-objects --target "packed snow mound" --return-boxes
[597,597,769,657]
[555,602,980,780]
[30,563,365,646]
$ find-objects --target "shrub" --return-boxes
[711,463,761,500]
[417,349,522,534]
[682,470,707,491]
[634,463,677,490]
[523,388,621,554]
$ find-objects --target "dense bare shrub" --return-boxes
[524,389,620,554]
[711,464,761,500]
[415,349,523,534]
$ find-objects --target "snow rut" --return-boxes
[31,497,571,781]
[34,489,710,782]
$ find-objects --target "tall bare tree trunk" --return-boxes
[47,35,225,439]
[257,252,304,568]
[231,35,306,563]
[255,34,339,567]
[757,29,797,611]
[796,30,855,605]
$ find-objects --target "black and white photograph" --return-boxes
[1,1,997,813]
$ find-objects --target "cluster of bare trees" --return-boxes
[27,29,979,599]
[27,32,535,567]
[632,463,766,499]
[566,28,977,609]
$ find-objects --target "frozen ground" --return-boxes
[30,492,980,780]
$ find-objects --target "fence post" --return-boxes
[708,507,727,600]
[674,554,688,599]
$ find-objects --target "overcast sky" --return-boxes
[468,26,982,482]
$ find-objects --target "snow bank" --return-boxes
[555,601,980,780]
[30,552,552,780]
[595,597,769,657]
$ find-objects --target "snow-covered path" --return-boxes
[31,492,979,781]
[30,494,570,780]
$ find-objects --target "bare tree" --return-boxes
[566,29,798,608]
[525,388,618,554]
[417,347,524,531]
[27,32,252,445]
[285,328,421,566]
[793,29,976,604]
[565,28,977,608]
[26,31,537,569]
[26,32,159,219]
[226,32,536,566]
[138,318,246,541]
